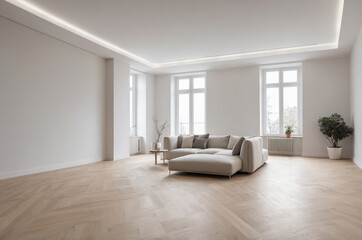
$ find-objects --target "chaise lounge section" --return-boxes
[164,135,268,178]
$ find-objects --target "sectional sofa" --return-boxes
[163,135,268,178]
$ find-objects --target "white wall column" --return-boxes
[106,59,130,160]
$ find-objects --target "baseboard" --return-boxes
[302,152,328,158]
[353,158,362,169]
[113,154,130,160]
[302,152,352,159]
[0,157,103,180]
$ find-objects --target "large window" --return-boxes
[130,74,137,136]
[261,65,302,136]
[176,75,206,135]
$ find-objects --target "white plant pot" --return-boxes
[151,141,161,150]
[327,147,342,159]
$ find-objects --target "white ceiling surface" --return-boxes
[24,0,341,62]
[1,0,362,74]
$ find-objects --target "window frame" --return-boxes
[175,74,206,135]
[130,73,137,136]
[261,65,303,136]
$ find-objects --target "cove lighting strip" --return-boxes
[5,0,344,68]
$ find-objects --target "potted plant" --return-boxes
[285,126,294,138]
[152,119,168,150]
[318,113,353,159]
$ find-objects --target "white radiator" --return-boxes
[130,137,142,155]
[267,138,293,155]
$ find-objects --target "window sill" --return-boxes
[261,135,303,139]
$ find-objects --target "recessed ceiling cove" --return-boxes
[6,0,343,68]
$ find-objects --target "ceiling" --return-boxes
[1,0,362,74]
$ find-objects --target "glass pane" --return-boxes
[178,79,189,90]
[266,87,280,134]
[193,77,205,89]
[130,75,133,88]
[283,70,298,83]
[266,71,279,84]
[130,91,134,135]
[284,86,298,134]
[194,93,205,134]
[179,94,189,134]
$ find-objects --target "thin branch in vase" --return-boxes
[153,118,169,142]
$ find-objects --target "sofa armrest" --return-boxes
[163,136,178,160]
[164,136,178,150]
[240,137,266,173]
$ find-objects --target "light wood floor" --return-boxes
[0,155,362,240]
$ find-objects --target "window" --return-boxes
[261,65,302,136]
[130,74,137,136]
[176,75,206,135]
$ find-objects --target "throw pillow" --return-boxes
[227,135,241,149]
[193,137,209,149]
[207,135,230,148]
[181,136,194,148]
[177,135,183,148]
[232,137,245,155]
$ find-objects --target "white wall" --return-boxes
[303,58,352,158]
[136,73,155,153]
[145,74,155,152]
[154,68,263,139]
[155,58,352,158]
[155,68,260,137]
[206,67,260,135]
[113,59,130,160]
[0,17,130,179]
[155,75,172,139]
[351,25,362,168]
[105,59,115,160]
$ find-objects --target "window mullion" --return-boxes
[298,71,303,136]
[263,70,267,136]
[175,80,179,135]
[134,77,137,136]
[279,70,284,135]
[190,77,194,134]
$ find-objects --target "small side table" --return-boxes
[150,149,168,165]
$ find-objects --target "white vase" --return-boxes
[151,141,161,150]
[327,147,342,159]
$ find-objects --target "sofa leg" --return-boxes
[169,170,171,176]
[229,175,231,180]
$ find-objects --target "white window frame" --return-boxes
[175,74,206,135]
[130,74,137,136]
[260,64,303,136]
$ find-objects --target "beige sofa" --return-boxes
[164,135,268,178]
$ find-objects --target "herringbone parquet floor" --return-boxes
[0,155,362,239]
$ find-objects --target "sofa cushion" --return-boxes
[207,135,230,149]
[193,137,208,149]
[232,137,245,155]
[168,154,242,176]
[227,135,241,149]
[167,148,200,159]
[215,150,232,156]
[181,136,194,148]
[197,148,225,154]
